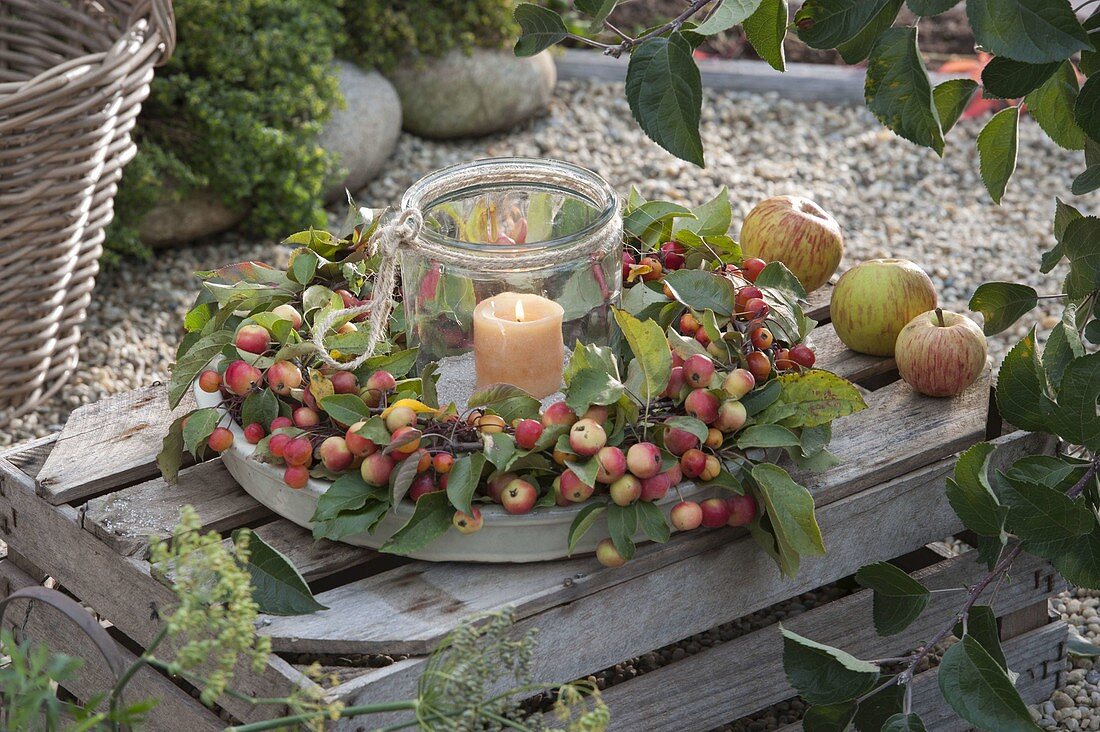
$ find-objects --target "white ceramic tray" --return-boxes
[194,382,717,562]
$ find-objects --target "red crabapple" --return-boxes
[582,405,610,424]
[749,326,774,350]
[716,400,748,433]
[284,465,310,490]
[626,442,662,479]
[706,428,724,449]
[700,455,721,482]
[663,421,700,456]
[198,370,222,393]
[595,446,627,483]
[700,497,731,528]
[682,354,715,389]
[360,452,395,486]
[744,297,769,321]
[746,351,772,382]
[679,449,707,479]
[319,436,354,472]
[560,470,594,502]
[235,324,270,355]
[679,312,701,335]
[609,475,642,506]
[266,361,302,396]
[385,406,417,432]
[641,465,681,501]
[487,472,518,503]
[224,360,262,395]
[283,436,313,467]
[389,426,421,456]
[639,256,662,281]
[726,494,758,527]
[774,348,795,370]
[684,389,720,424]
[514,419,544,450]
[501,479,539,514]
[671,501,704,531]
[433,452,455,474]
[207,427,234,453]
[293,407,320,428]
[271,303,302,330]
[345,421,379,457]
[569,419,606,457]
[453,507,483,534]
[596,538,626,567]
[243,423,265,444]
[622,251,636,282]
[268,433,291,458]
[661,241,686,270]
[663,366,686,398]
[270,416,293,432]
[330,371,359,395]
[541,401,577,428]
[362,370,396,406]
[722,368,756,398]
[735,285,763,312]
[742,258,767,282]
[694,328,711,347]
[789,344,816,368]
[409,473,438,501]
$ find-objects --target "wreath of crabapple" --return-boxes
[163,194,866,572]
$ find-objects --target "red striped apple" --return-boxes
[895,308,987,397]
[739,196,844,292]
[831,259,938,356]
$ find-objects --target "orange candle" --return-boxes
[473,292,564,398]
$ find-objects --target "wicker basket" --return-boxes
[0,0,174,418]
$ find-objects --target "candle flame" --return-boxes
[515,299,525,323]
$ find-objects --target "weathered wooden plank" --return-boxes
[36,384,193,505]
[811,321,897,384]
[0,558,226,732]
[0,452,314,725]
[0,434,57,479]
[776,621,1067,732]
[322,430,1051,730]
[1001,599,1057,641]
[233,519,385,584]
[790,369,996,505]
[597,550,1062,731]
[82,459,273,558]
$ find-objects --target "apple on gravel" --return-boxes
[895,308,987,397]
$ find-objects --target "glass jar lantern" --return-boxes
[399,158,622,401]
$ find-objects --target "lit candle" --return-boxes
[473,292,564,398]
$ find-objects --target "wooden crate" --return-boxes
[0,289,1067,731]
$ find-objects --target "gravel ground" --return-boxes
[0,78,1092,727]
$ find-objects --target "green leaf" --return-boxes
[1087,317,1100,345]
[1076,74,1100,143]
[575,0,618,30]
[995,329,1054,434]
[853,681,905,731]
[1073,166,1100,195]
[758,369,868,428]
[676,186,733,236]
[934,78,980,134]
[1062,216,1100,300]
[803,702,858,732]
[780,626,880,705]
[1044,316,1084,390]
[236,530,327,615]
[737,424,801,449]
[566,456,601,488]
[624,32,705,167]
[742,379,782,416]
[945,442,1006,536]
[882,713,928,732]
[318,394,370,426]
[981,58,1060,98]
[795,0,899,48]
[752,464,825,578]
[388,455,420,505]
[513,3,568,56]
[380,491,454,554]
[311,473,374,523]
[607,503,638,560]
[567,502,608,555]
[623,201,696,247]
[665,415,710,443]
[636,500,671,543]
[696,0,764,33]
[907,0,959,14]
[157,413,188,483]
[613,308,673,402]
[182,408,220,456]
[468,384,541,423]
[1032,525,1100,587]
[954,605,1009,670]
[968,281,1038,335]
[1050,352,1100,451]
[855,561,930,636]
[754,261,808,301]
[482,432,516,470]
[968,0,1092,63]
[977,106,1020,203]
[565,368,626,412]
[835,0,903,64]
[743,0,788,70]
[1039,198,1082,273]
[564,341,621,384]
[865,27,945,155]
[312,500,390,542]
[662,269,737,316]
[799,423,832,457]
[169,330,233,409]
[351,416,390,446]
[937,635,1037,731]
[1026,61,1086,150]
[288,248,320,285]
[446,454,486,516]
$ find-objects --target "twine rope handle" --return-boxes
[311,209,423,371]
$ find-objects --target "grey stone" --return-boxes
[319,61,402,202]
[388,49,555,139]
[139,187,247,248]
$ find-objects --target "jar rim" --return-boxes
[400,157,619,255]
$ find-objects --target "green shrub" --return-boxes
[106,0,343,260]
[339,0,518,73]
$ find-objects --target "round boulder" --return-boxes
[319,61,402,201]
[388,49,556,139]
[139,188,248,248]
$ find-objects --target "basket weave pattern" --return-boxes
[0,0,174,417]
